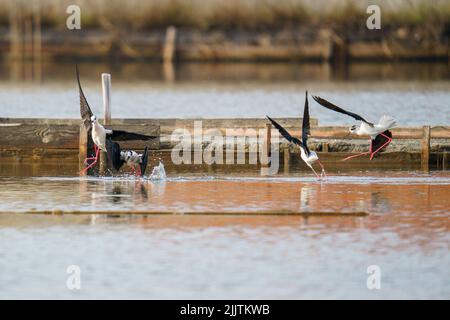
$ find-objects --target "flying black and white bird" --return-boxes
[107,141,149,176]
[77,66,156,173]
[267,91,326,179]
[312,95,397,161]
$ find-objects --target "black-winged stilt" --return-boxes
[312,95,397,161]
[77,67,156,174]
[267,91,326,179]
[107,141,149,176]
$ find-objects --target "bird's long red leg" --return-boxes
[317,160,327,178]
[342,151,370,161]
[79,145,100,174]
[136,166,142,177]
[309,166,320,179]
[84,144,98,165]
[342,139,371,161]
[370,134,393,160]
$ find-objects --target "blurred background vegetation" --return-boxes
[0,0,448,33]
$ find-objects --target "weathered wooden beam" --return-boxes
[284,126,450,140]
[0,124,80,149]
[421,125,431,171]
[0,118,319,133]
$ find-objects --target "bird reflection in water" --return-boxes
[111,185,124,204]
[370,191,391,214]
[299,185,317,213]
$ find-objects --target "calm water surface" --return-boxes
[0,62,449,125]
[0,172,449,299]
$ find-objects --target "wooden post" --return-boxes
[265,122,271,162]
[283,147,290,174]
[421,125,430,171]
[79,125,88,175]
[33,0,42,82]
[163,26,177,63]
[100,73,111,175]
[443,152,448,171]
[261,123,272,168]
[24,18,32,80]
[322,142,329,153]
[102,73,111,125]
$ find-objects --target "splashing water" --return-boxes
[148,162,166,180]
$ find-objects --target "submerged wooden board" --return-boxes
[7,210,368,217]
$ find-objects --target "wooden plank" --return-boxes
[0,123,159,150]
[0,117,319,131]
[287,126,450,140]
[0,124,80,149]
[0,119,448,146]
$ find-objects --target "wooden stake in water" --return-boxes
[262,123,272,168]
[163,26,177,64]
[421,125,430,171]
[100,73,111,175]
[33,0,42,82]
[102,73,112,125]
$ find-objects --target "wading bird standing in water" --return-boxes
[312,95,397,161]
[267,91,326,179]
[107,142,149,176]
[77,67,156,175]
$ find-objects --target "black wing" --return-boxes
[266,116,307,153]
[140,147,149,176]
[371,130,392,158]
[302,91,311,154]
[107,130,157,141]
[312,95,371,124]
[106,139,124,171]
[76,65,94,130]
